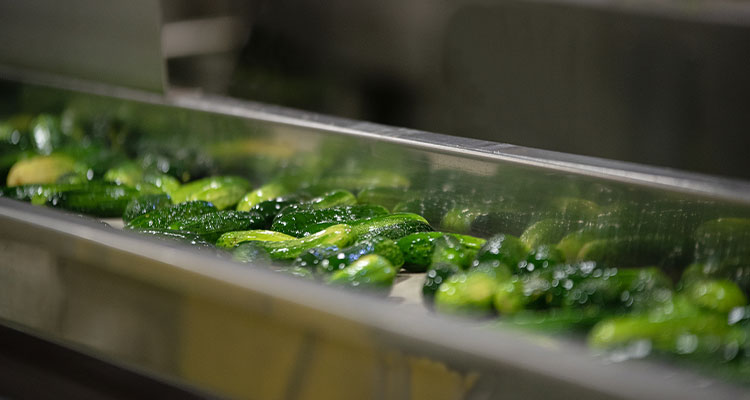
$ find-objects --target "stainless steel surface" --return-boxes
[0,0,166,93]
[234,0,750,180]
[2,75,750,399]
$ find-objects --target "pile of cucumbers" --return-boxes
[3,111,750,380]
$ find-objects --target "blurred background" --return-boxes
[3,0,750,179]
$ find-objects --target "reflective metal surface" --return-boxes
[1,76,750,399]
[0,0,165,93]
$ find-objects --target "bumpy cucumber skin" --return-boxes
[349,213,433,242]
[473,233,529,272]
[123,193,171,223]
[271,205,388,237]
[397,232,487,272]
[423,263,461,301]
[257,224,353,260]
[293,237,404,273]
[216,230,296,249]
[249,197,301,228]
[167,210,266,242]
[133,229,215,248]
[236,181,288,211]
[171,176,251,210]
[327,254,398,290]
[125,200,217,230]
[434,270,499,315]
[431,235,475,271]
[47,185,139,217]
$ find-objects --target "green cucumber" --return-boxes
[249,196,303,228]
[167,210,266,242]
[431,235,475,271]
[307,189,357,209]
[216,230,296,249]
[521,244,565,273]
[271,204,388,237]
[171,176,251,210]
[135,229,214,248]
[104,162,142,187]
[46,184,139,217]
[142,172,181,196]
[349,213,433,242]
[122,193,171,223]
[255,224,353,260]
[434,269,499,316]
[473,233,529,272]
[125,200,218,230]
[236,181,289,211]
[293,236,404,273]
[575,235,688,268]
[397,232,486,272]
[6,154,83,186]
[684,279,747,313]
[327,254,398,290]
[423,263,461,301]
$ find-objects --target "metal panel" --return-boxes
[1,76,750,399]
[0,0,165,92]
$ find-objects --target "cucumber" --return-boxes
[135,229,214,248]
[216,230,296,249]
[431,235,475,271]
[500,307,606,334]
[171,176,251,210]
[1,182,87,202]
[46,184,139,217]
[423,263,461,301]
[104,162,143,187]
[167,210,266,242]
[588,297,744,355]
[684,280,747,313]
[327,254,398,290]
[28,114,64,154]
[249,196,303,228]
[271,204,388,237]
[692,218,750,292]
[232,242,272,264]
[349,213,433,242]
[125,200,218,230]
[236,181,289,211]
[6,154,83,186]
[473,234,529,272]
[122,193,171,223]
[255,224,354,260]
[142,172,181,196]
[434,269,499,316]
[575,235,689,268]
[521,244,565,273]
[307,189,357,209]
[293,236,404,273]
[469,210,534,237]
[397,232,486,272]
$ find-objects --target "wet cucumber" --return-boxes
[125,200,218,230]
[6,154,83,186]
[473,233,529,272]
[423,263,461,300]
[249,196,303,228]
[293,236,404,273]
[46,184,139,217]
[349,213,433,242]
[327,254,398,290]
[434,269,499,316]
[396,232,486,272]
[122,193,171,223]
[216,230,296,249]
[271,204,388,237]
[134,229,215,248]
[167,210,266,242]
[255,224,354,260]
[236,181,290,211]
[171,176,251,210]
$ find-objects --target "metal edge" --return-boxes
[1,198,748,399]
[2,65,749,204]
